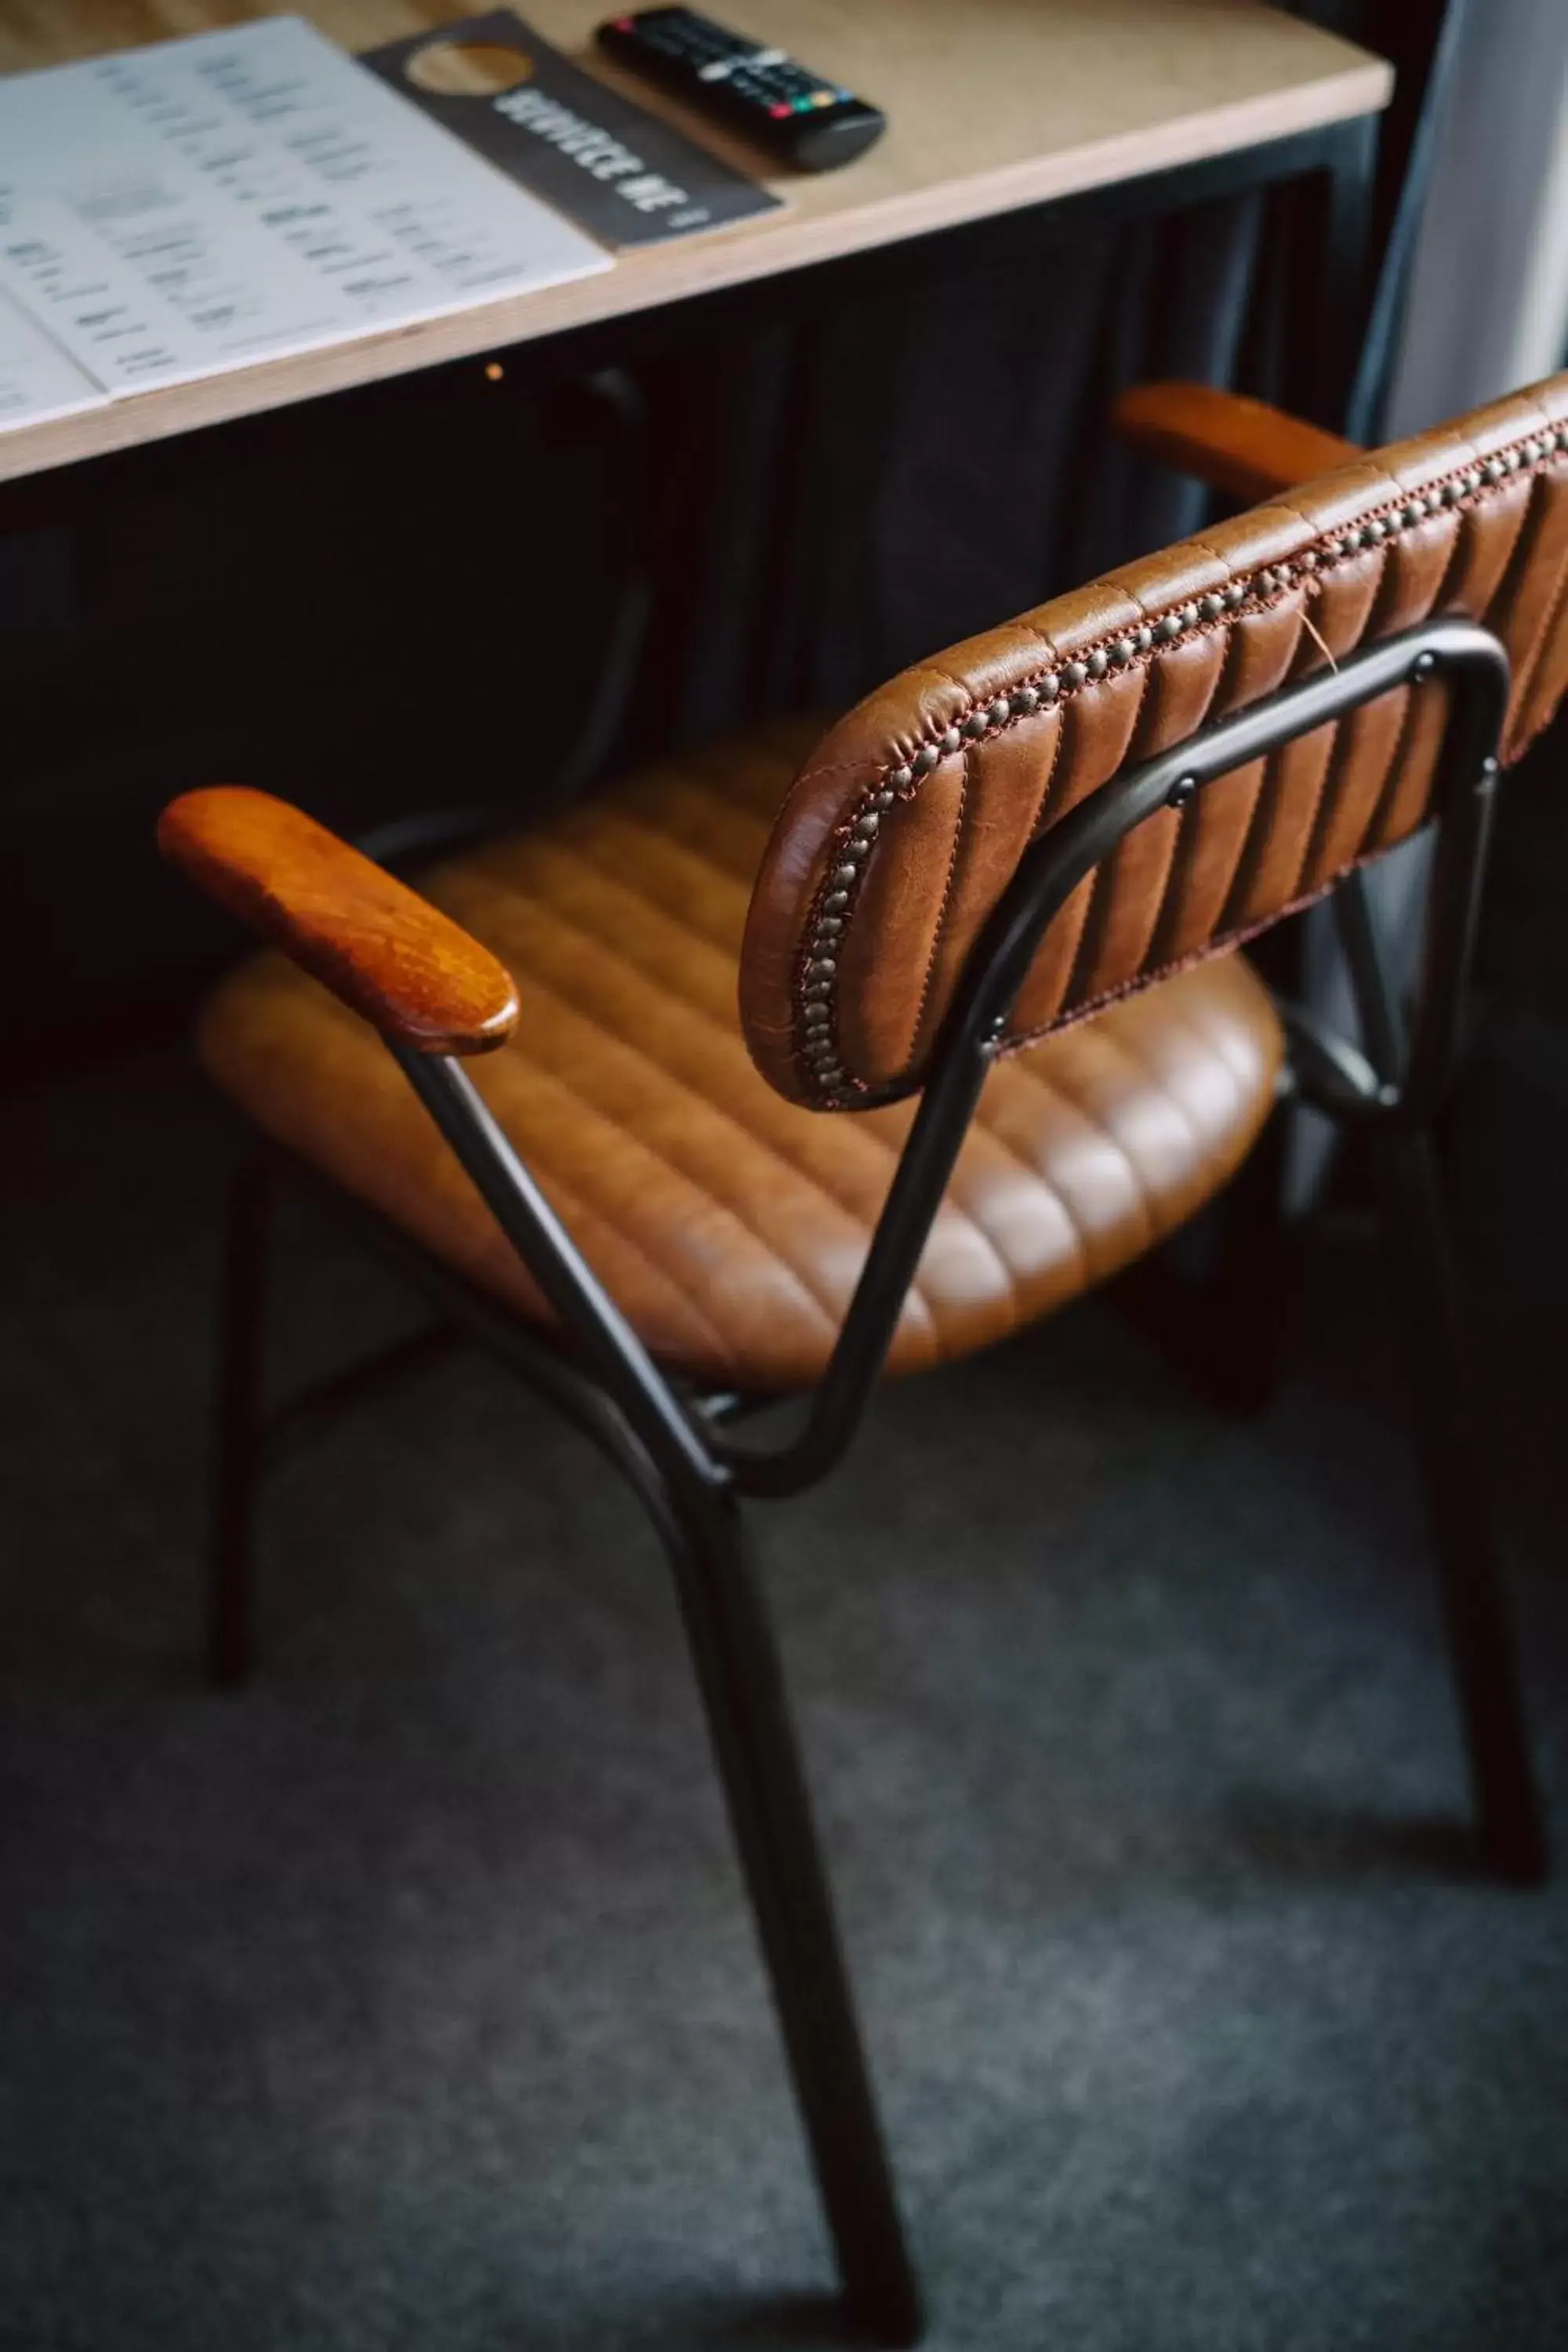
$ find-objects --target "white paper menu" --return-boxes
[0,287,101,429]
[0,14,611,433]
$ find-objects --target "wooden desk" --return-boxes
[0,0,1390,485]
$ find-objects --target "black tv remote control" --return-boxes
[597,9,885,172]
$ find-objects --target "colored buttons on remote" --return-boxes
[597,9,886,172]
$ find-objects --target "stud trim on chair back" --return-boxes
[740,373,1568,1109]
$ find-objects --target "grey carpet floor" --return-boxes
[2,1047,1565,2352]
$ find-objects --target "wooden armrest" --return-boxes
[1111,381,1361,503]
[158,786,518,1055]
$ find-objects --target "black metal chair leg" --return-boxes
[207,1151,273,1689]
[1372,1123,1548,1885]
[1200,1095,1296,1416]
[661,1483,923,2347]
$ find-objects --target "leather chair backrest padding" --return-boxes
[740,372,1568,1110]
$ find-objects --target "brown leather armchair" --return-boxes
[160,369,1568,2347]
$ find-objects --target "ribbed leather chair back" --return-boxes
[741,372,1568,1110]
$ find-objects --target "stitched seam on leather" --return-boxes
[1293,713,1361,899]
[1209,593,1311,936]
[1486,457,1543,585]
[1142,724,1260,983]
[749,1085,1020,1349]
[495,1003,846,1345]
[468,873,741,1049]
[901,733,971,1083]
[419,1142,679,1362]
[1363,682,1424,852]
[1207,598,1257,714]
[1152,978,1275,1098]
[1505,398,1568,742]
[996,1056,1160,1257]
[1017,617,1065,665]
[1496,468,1564,719]
[566,790,959,1336]
[1022,695,1069,844]
[504,1156,731,1376]
[1464,472,1535,632]
[1059,664,1155,1018]
[624,779,777,886]
[1301,615,1408,879]
[495,821,742,915]
[1114,999,1273,1206]
[484,1080,776,1369]
[991,1065,1156,1265]
[789,1102,999,1340]
[1016,700,1106,1030]
[1207,592,1307,935]
[475,875,851,1286]
[1139,633,1231,974]
[1142,792,1203,978]
[967,1085,1094,1297]
[1185,534,1243,572]
[913,1154,1025,1339]
[984,1052,1147,1240]
[1515,532,1568,742]
[998,837,1402,1055]
[1099,1025,1236,1235]
[222,1017,733,1374]
[813,1058,1058,1328]
[570,800,766,910]
[1152,626,1241,964]
[1129,991,1259,1118]
[1279,721,1341,906]
[483,811,765,938]
[1004,706,1073,1029]
[1211,749,1281,939]
[511,829,749,972]
[473,1062,744,1372]
[608,766,779,856]
[1091,1018,1213,1170]
[496,880,950,1347]
[780,427,1567,1105]
[1102,1007,1271,1236]
[1363,530,1414,637]
[1428,506,1469,616]
[965,1084,1091,1247]
[1192,984,1283,1098]
[499,920,898,1325]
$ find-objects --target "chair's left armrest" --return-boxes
[158,786,518,1055]
[1111,381,1361,502]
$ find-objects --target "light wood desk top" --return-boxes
[0,2,1391,484]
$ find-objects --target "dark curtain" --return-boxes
[666,191,1264,741]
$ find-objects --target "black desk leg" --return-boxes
[1207,108,1381,1406]
[1308,109,1382,437]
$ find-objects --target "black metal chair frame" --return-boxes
[206,614,1547,2348]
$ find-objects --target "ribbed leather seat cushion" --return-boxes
[198,722,1283,1391]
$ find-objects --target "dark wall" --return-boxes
[1,368,653,1081]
